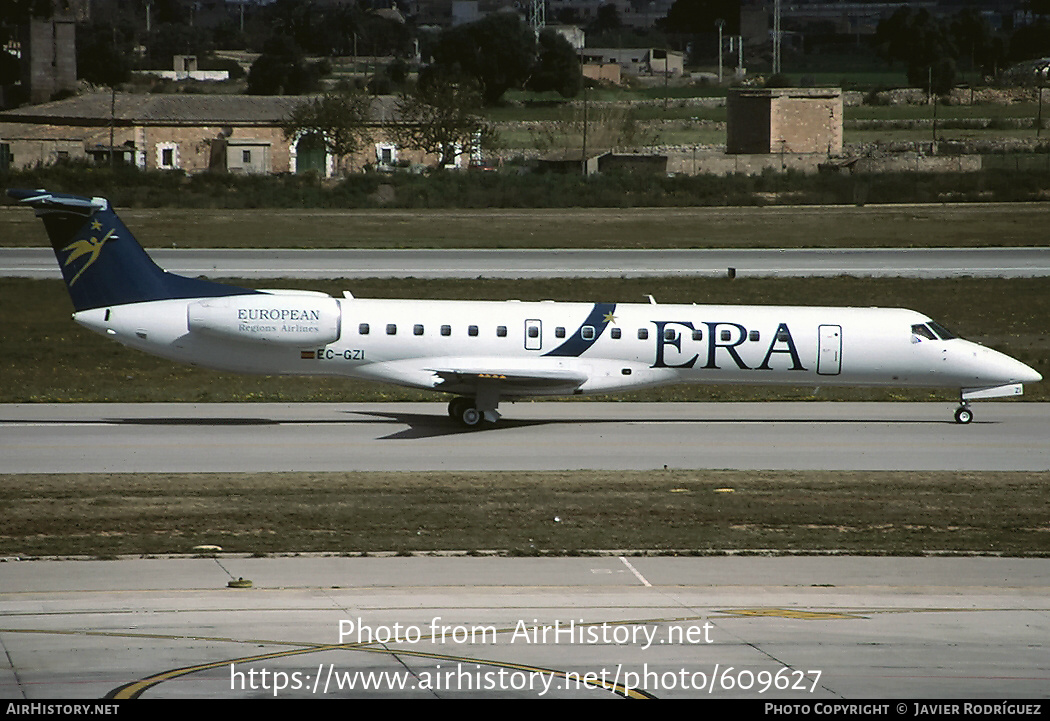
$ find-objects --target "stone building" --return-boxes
[726,87,843,156]
[0,93,446,175]
[20,16,78,104]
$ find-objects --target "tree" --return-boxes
[282,91,375,175]
[428,13,536,105]
[76,22,132,88]
[527,29,582,98]
[590,3,623,34]
[1008,20,1050,65]
[662,0,741,35]
[874,8,959,93]
[0,49,20,88]
[660,0,741,65]
[247,35,326,95]
[389,75,491,168]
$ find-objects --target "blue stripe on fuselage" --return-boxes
[543,302,617,357]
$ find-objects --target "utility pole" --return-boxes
[772,0,782,75]
[580,51,588,176]
[715,19,725,84]
[1038,78,1044,139]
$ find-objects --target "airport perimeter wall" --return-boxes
[663,149,1050,175]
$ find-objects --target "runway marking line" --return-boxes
[103,638,655,700]
[717,609,864,620]
[619,557,652,587]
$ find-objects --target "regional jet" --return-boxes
[9,188,1041,427]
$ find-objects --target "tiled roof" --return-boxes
[0,93,401,125]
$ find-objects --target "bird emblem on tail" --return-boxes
[62,223,116,286]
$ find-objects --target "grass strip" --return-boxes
[1,471,1047,558]
[4,202,1050,249]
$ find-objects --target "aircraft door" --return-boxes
[525,319,542,351]
[817,325,842,375]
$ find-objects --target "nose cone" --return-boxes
[950,341,1042,386]
[1017,361,1043,384]
[984,346,1041,385]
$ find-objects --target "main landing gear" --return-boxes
[448,396,501,429]
[954,404,974,424]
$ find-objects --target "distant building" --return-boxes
[145,56,231,82]
[582,48,684,77]
[549,0,672,29]
[726,87,843,156]
[20,16,77,104]
[583,61,622,85]
[549,25,585,51]
[0,93,447,175]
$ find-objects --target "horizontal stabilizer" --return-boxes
[7,189,107,214]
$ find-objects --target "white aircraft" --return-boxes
[10,188,1041,427]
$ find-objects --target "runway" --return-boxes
[3,247,1049,279]
[1,555,1047,699]
[2,402,1047,473]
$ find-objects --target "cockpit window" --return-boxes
[927,321,957,340]
[911,324,937,341]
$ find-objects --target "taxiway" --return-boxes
[3,247,1049,279]
[2,402,1047,473]
[1,555,1047,699]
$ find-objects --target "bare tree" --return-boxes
[530,105,661,156]
[283,91,375,175]
[388,79,494,168]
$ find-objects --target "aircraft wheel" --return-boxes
[954,406,974,424]
[448,397,470,419]
[459,405,483,428]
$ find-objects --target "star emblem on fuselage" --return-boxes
[603,311,617,324]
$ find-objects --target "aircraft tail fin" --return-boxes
[7,189,256,311]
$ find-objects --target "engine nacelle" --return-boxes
[188,295,341,346]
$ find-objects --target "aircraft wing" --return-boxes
[428,366,589,396]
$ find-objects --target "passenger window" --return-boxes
[528,326,539,338]
[720,329,732,342]
[582,326,595,340]
[749,330,760,342]
[413,324,424,336]
[497,326,507,337]
[441,325,451,336]
[555,327,566,338]
[611,328,621,339]
[663,327,675,341]
[776,328,790,342]
[386,324,397,335]
[468,325,479,337]
[359,323,369,335]
[638,328,649,340]
[692,329,703,341]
